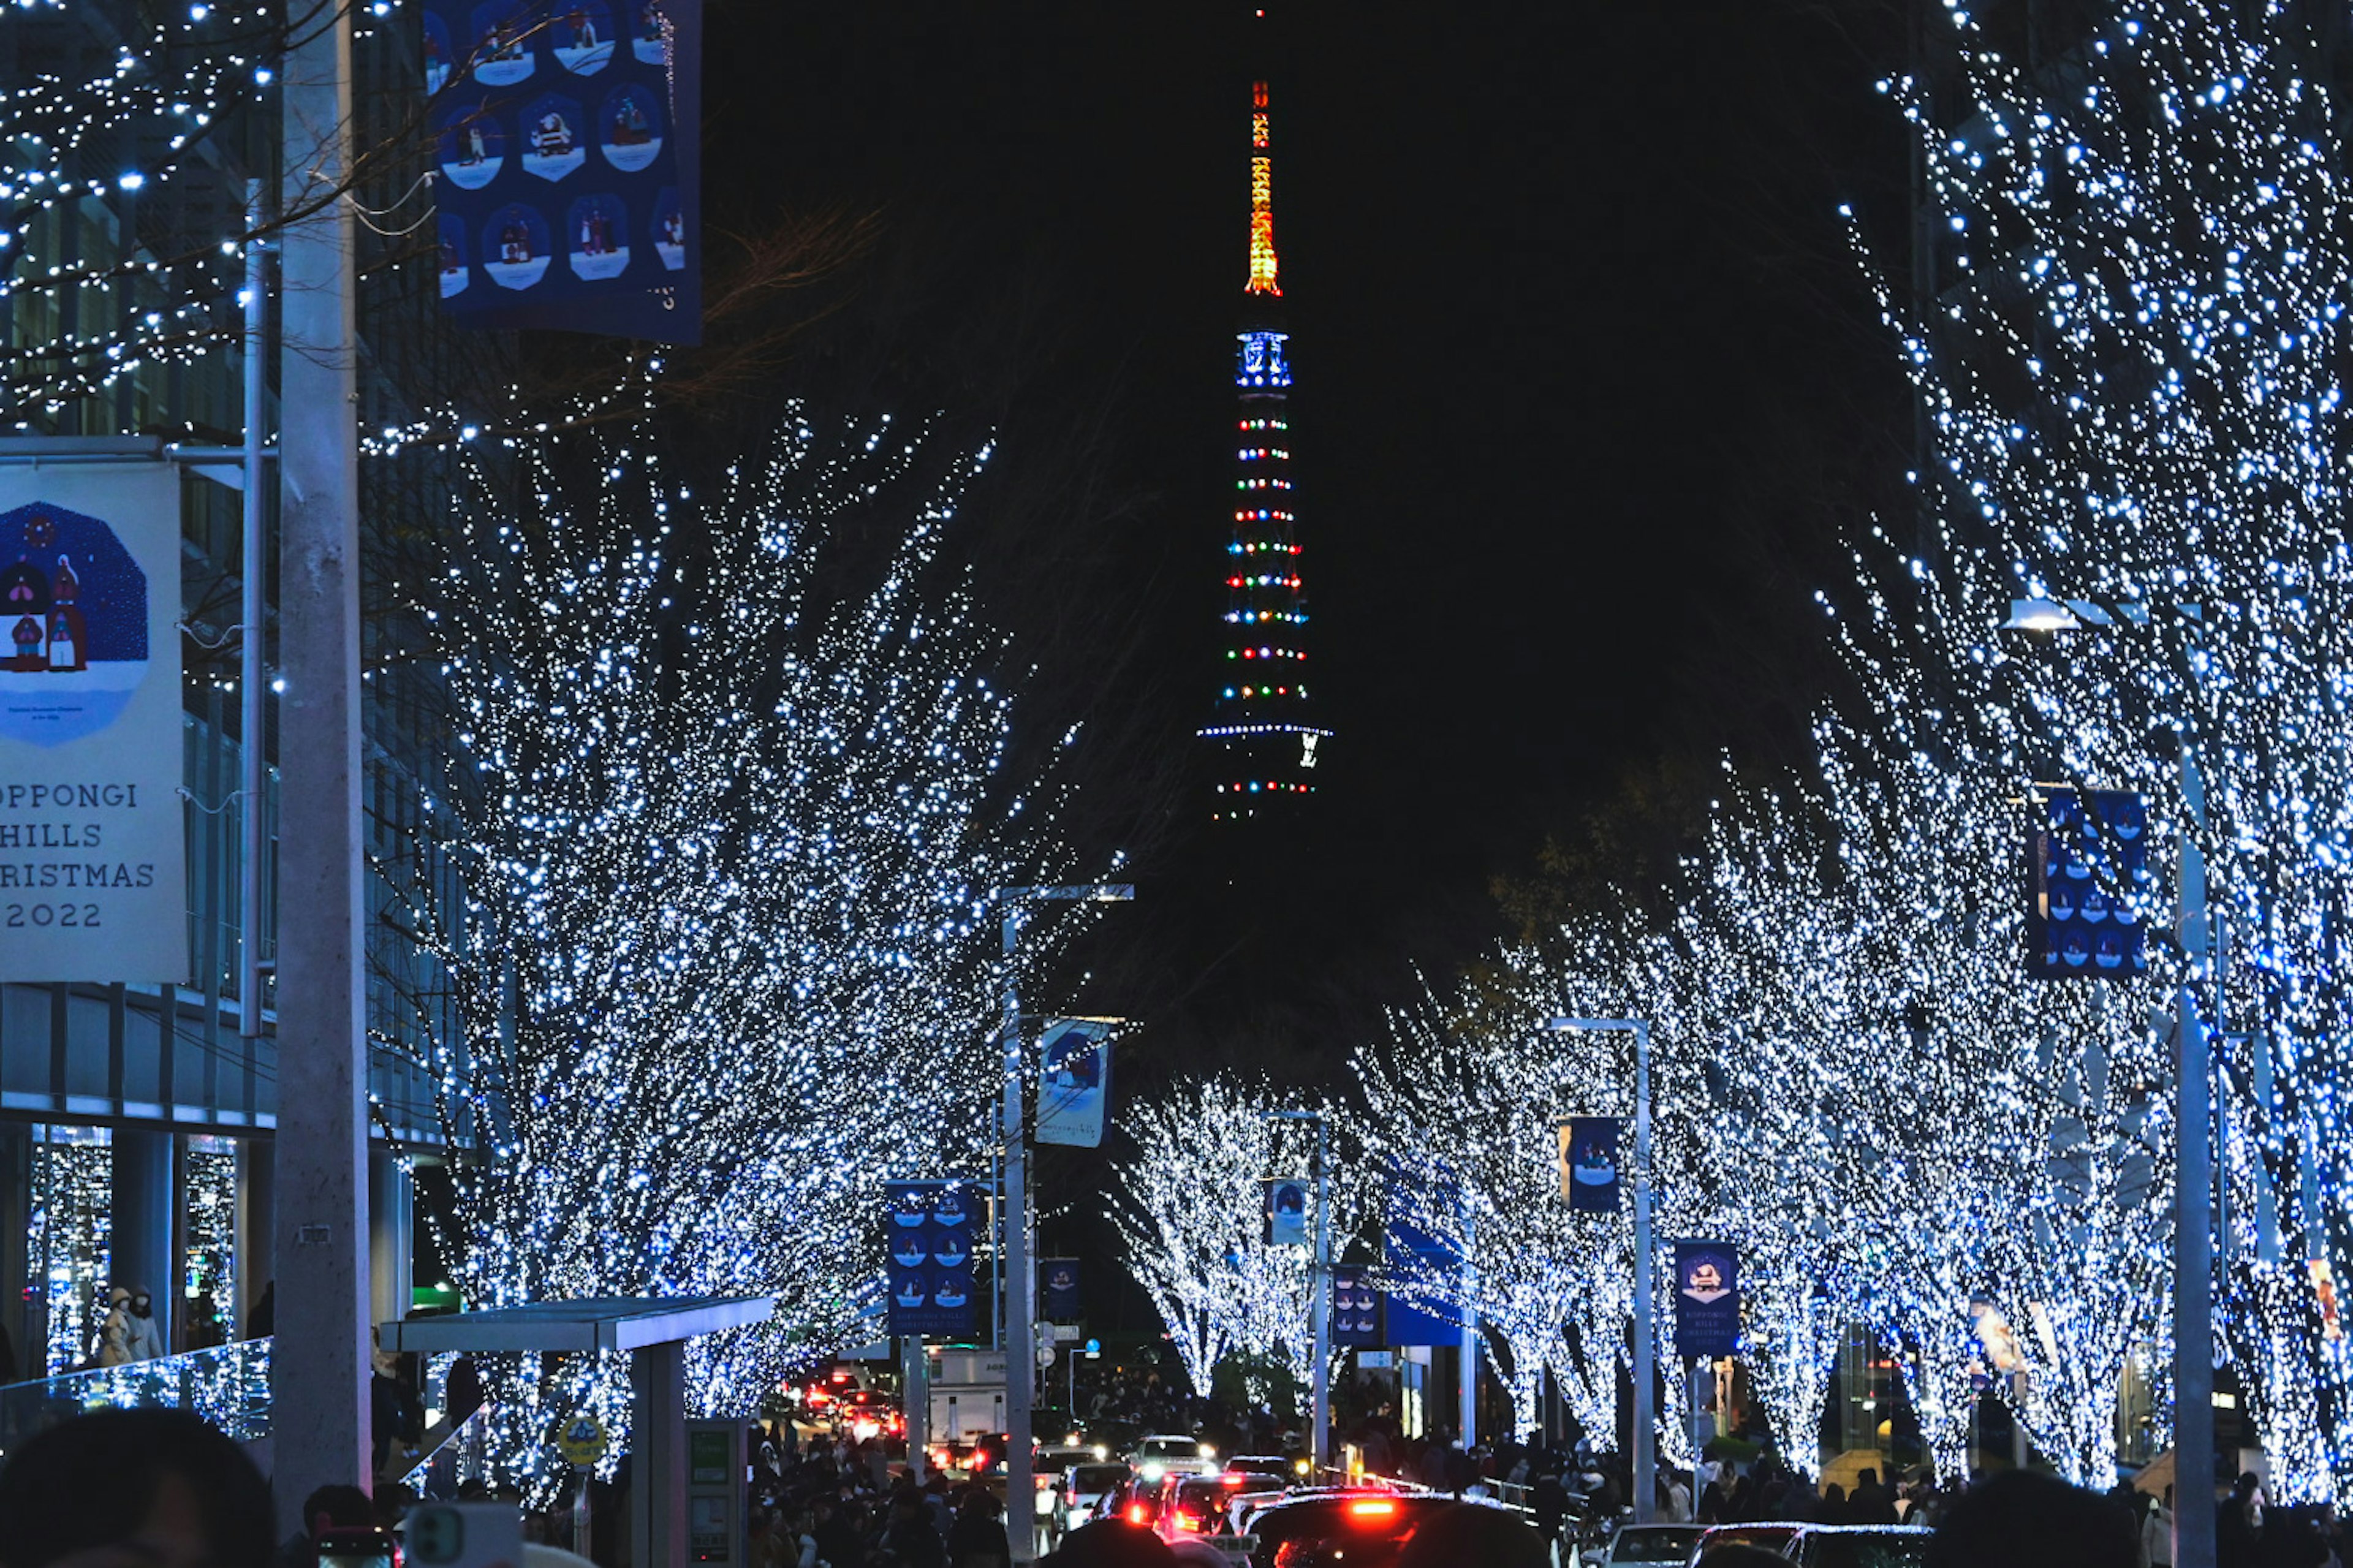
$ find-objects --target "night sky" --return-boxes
[700,1,1921,1091]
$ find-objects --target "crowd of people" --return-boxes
[0,1394,2345,1568]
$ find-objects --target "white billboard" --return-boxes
[0,462,188,983]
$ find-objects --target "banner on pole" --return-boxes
[2027,789,2149,980]
[0,466,187,985]
[885,1181,977,1337]
[1035,1018,1111,1148]
[1266,1177,1310,1248]
[1559,1116,1622,1211]
[424,0,703,342]
[1331,1264,1382,1347]
[1381,1221,1463,1345]
[1672,1240,1740,1358]
[1041,1257,1081,1324]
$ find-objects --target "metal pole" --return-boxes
[271,0,371,1525]
[2174,650,2215,1568]
[271,0,371,1534]
[1633,1021,1655,1526]
[904,1337,929,1483]
[1458,1209,1477,1453]
[238,180,268,1040]
[1311,1115,1330,1473]
[2175,990,2215,1568]
[1002,901,1036,1564]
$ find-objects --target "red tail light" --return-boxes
[1126,1504,1150,1525]
[1346,1499,1398,1520]
[1175,1512,1203,1532]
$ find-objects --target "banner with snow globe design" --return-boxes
[425,0,702,342]
[0,463,187,984]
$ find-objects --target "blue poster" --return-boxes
[1381,1221,1463,1346]
[885,1181,979,1337]
[1267,1178,1310,1248]
[1035,1019,1111,1148]
[1330,1265,1382,1347]
[1561,1117,1621,1213]
[423,0,702,342]
[1041,1258,1081,1323]
[1673,1241,1741,1359]
[2028,789,2149,980]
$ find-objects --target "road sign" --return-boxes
[556,1412,608,1467]
[1037,1346,1056,1367]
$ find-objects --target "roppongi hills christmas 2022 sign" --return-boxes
[0,464,187,984]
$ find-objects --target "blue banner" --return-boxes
[1041,1258,1081,1324]
[2028,789,2149,980]
[425,0,702,341]
[1561,1116,1621,1213]
[885,1181,978,1337]
[1035,1019,1111,1148]
[1266,1178,1310,1248]
[1330,1264,1382,1347]
[1673,1241,1740,1359]
[1382,1221,1463,1346]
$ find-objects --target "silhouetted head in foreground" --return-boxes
[1397,1502,1547,1568]
[0,1408,275,1568]
[1928,1469,2139,1568]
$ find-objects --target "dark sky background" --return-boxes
[699,0,1925,1312]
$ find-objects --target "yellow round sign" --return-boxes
[557,1412,608,1467]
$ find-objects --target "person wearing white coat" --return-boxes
[123,1287,167,1361]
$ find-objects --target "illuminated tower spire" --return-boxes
[1246,80,1279,297]
[1204,72,1328,822]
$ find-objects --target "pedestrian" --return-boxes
[2143,1485,2174,1568]
[945,1491,1012,1568]
[883,1490,945,1568]
[93,1286,135,1368]
[1853,1468,1898,1526]
[2219,1473,2267,1567]
[124,1287,167,1362]
[0,1407,275,1568]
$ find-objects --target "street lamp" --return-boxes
[1548,1016,1654,1526]
[1999,600,2214,1568]
[1270,1108,1333,1476]
[993,884,1132,1565]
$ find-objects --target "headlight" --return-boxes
[1199,1444,1216,1458]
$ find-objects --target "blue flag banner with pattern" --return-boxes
[2028,789,2150,980]
[424,0,702,341]
[1673,1240,1741,1359]
[1330,1264,1383,1347]
[885,1181,978,1336]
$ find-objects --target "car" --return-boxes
[1591,1520,1708,1564]
[1132,1433,1219,1485]
[1153,1472,1271,1542]
[1694,1522,1934,1566]
[1059,1461,1130,1531]
[1033,1445,1098,1535]
[1105,1474,1162,1532]
[1224,1452,1312,1484]
[1240,1488,1482,1568]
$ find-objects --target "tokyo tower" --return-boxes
[1202,69,1329,822]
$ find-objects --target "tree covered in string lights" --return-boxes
[1851,0,2353,1499]
[0,0,436,422]
[375,409,1097,1490]
[1110,1075,1364,1400]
